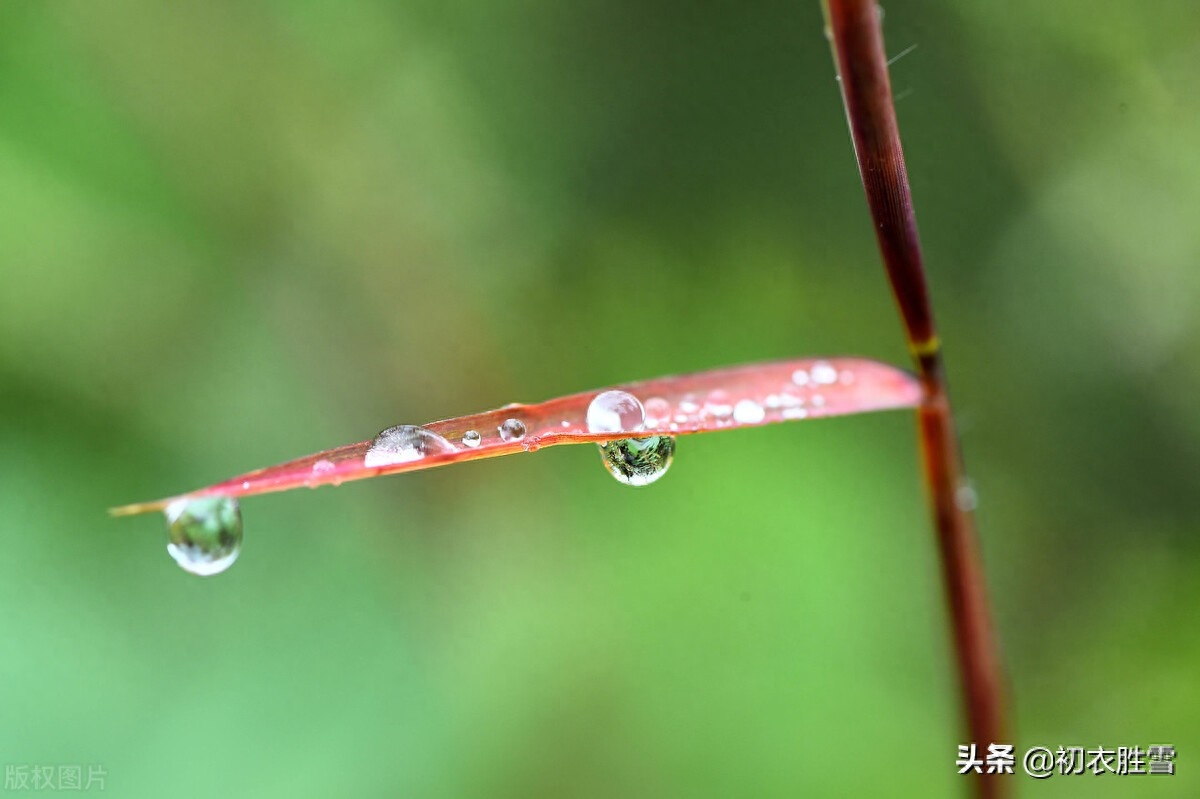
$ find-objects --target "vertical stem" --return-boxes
[820,2,1009,795]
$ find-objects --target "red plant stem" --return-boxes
[822,2,1008,795]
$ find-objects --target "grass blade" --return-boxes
[111,357,920,516]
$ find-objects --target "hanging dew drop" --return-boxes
[164,496,243,577]
[364,424,457,467]
[586,390,645,435]
[598,436,675,487]
[498,418,527,442]
[587,390,671,486]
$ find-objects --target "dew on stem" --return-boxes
[498,418,527,442]
[364,424,457,468]
[732,399,766,424]
[585,390,646,435]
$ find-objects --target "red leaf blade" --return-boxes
[111,357,920,516]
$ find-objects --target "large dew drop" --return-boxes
[165,496,243,577]
[598,436,676,486]
[498,418,527,442]
[586,390,645,435]
[364,424,457,467]
[587,390,673,485]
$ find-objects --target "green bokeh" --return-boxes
[1,1,1196,796]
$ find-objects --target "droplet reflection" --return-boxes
[598,436,675,486]
[499,418,527,442]
[586,390,645,435]
[165,496,243,577]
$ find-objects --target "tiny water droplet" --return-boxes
[586,390,645,434]
[733,399,765,424]
[777,391,803,408]
[706,403,733,419]
[704,390,733,419]
[461,430,482,448]
[165,496,242,577]
[307,459,337,487]
[643,397,671,428]
[956,479,978,512]
[598,436,675,486]
[811,361,838,385]
[499,418,527,442]
[364,424,456,467]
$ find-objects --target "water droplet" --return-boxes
[733,399,765,424]
[956,479,978,512]
[811,361,838,385]
[165,496,242,577]
[703,390,733,419]
[643,397,671,428]
[498,418,527,442]
[791,369,810,386]
[306,459,337,487]
[461,430,482,448]
[778,391,804,408]
[586,390,645,434]
[598,436,675,486]
[364,424,456,467]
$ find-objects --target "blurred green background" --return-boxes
[1,1,1197,796]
